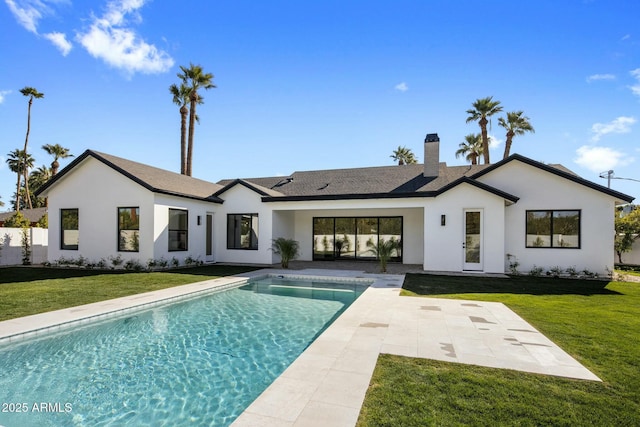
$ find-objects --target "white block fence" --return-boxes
[0,228,48,266]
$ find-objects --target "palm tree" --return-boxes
[6,149,33,211]
[498,111,535,159]
[169,83,191,175]
[29,165,52,200]
[367,238,400,273]
[20,87,44,208]
[390,146,417,165]
[455,134,484,165]
[42,144,73,175]
[177,63,216,176]
[466,96,503,164]
[271,237,300,268]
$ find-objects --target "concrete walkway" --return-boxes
[232,268,600,427]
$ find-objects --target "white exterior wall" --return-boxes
[478,161,618,275]
[213,185,274,264]
[424,184,506,273]
[46,158,156,263]
[152,194,219,264]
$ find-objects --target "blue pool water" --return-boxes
[0,276,369,427]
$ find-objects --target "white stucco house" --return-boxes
[36,134,634,274]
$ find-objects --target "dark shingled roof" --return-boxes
[37,150,634,205]
[217,163,493,198]
[37,150,225,203]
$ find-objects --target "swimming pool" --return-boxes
[0,275,370,427]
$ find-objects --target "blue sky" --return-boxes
[1,0,639,210]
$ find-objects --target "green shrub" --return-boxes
[271,237,300,268]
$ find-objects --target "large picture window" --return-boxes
[169,209,188,251]
[313,216,402,261]
[526,210,580,248]
[60,208,79,250]
[118,207,140,252]
[227,214,259,250]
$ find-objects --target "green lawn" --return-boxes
[357,274,640,427]
[0,265,259,321]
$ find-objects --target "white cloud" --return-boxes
[0,90,11,103]
[586,73,615,83]
[590,116,636,142]
[621,34,631,41]
[629,68,640,97]
[575,146,634,173]
[488,134,502,150]
[77,0,174,75]
[394,82,408,92]
[43,31,72,55]
[5,0,45,33]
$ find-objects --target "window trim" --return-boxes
[227,213,259,250]
[60,208,79,250]
[118,207,140,252]
[168,208,189,252]
[525,209,581,249]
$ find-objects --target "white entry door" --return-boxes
[463,210,483,271]
[205,213,214,262]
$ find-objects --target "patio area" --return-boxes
[232,268,600,427]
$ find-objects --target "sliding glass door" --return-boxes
[313,216,402,262]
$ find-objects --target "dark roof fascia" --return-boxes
[471,154,635,203]
[212,179,271,197]
[434,177,520,203]
[35,150,223,204]
[261,191,439,202]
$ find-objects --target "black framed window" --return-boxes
[60,208,79,250]
[118,207,140,252]
[227,214,259,250]
[526,210,580,248]
[169,209,188,251]
[313,216,402,261]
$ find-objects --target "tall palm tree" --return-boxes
[498,111,535,159]
[390,146,417,165]
[169,82,191,175]
[455,134,484,165]
[177,63,216,176]
[42,144,73,175]
[466,96,503,164]
[20,87,44,209]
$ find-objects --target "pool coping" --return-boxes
[0,272,259,346]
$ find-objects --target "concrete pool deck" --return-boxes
[231,268,601,427]
[0,268,601,427]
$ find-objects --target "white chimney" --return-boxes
[424,133,440,177]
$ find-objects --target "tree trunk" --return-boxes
[503,130,514,160]
[480,117,490,164]
[186,92,198,176]
[23,97,33,209]
[23,168,32,209]
[15,171,21,212]
[180,105,188,175]
[51,159,59,176]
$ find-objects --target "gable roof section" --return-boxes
[472,154,635,203]
[36,150,225,203]
[212,179,285,198]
